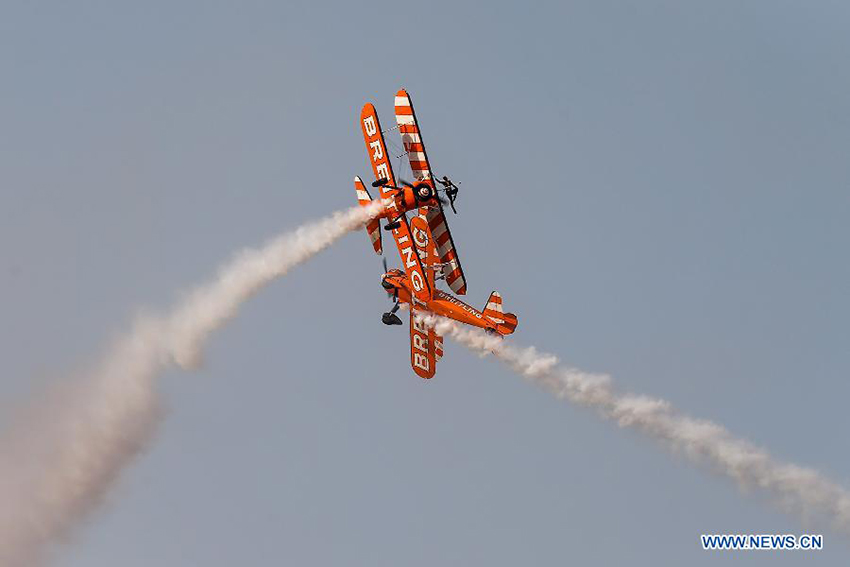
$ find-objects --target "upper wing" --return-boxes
[394,89,467,295]
[360,103,431,303]
[360,103,398,199]
[410,306,436,379]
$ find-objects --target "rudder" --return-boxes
[482,291,518,335]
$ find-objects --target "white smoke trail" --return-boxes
[0,201,384,567]
[419,314,850,536]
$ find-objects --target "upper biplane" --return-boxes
[354,89,518,379]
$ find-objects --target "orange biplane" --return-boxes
[354,89,518,379]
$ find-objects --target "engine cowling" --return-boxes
[413,182,434,202]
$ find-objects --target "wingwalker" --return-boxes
[353,89,518,379]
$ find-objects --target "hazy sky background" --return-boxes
[2,1,849,564]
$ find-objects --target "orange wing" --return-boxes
[410,305,436,379]
[361,104,431,303]
[394,89,467,295]
[409,215,444,372]
[409,215,435,291]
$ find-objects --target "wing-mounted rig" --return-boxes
[353,90,517,379]
[435,176,460,214]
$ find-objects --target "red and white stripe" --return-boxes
[354,176,382,255]
[482,291,504,324]
[394,89,467,295]
[426,210,465,293]
[482,291,518,335]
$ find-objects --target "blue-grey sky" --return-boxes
[2,1,849,564]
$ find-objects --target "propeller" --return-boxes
[397,179,439,203]
[372,177,389,188]
[397,178,455,208]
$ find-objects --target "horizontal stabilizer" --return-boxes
[354,176,382,255]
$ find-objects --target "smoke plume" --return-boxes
[0,202,383,567]
[420,314,850,536]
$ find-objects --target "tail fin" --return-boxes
[482,291,518,335]
[354,176,382,255]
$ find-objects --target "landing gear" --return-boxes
[382,312,403,325]
[382,301,402,325]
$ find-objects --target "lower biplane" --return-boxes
[377,215,518,379]
[354,89,518,379]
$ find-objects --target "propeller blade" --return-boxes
[382,256,388,273]
[372,177,388,188]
